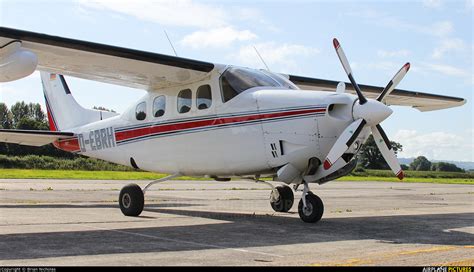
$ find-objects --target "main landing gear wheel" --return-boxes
[298,192,324,223]
[119,183,144,216]
[270,185,294,212]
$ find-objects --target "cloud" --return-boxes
[79,0,228,28]
[432,38,467,59]
[395,129,473,161]
[346,10,453,37]
[233,42,320,73]
[421,63,470,78]
[422,0,443,9]
[180,27,257,49]
[377,49,411,58]
[466,0,474,9]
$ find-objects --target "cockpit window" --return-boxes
[261,70,299,90]
[220,67,280,102]
[220,67,298,102]
[135,102,146,121]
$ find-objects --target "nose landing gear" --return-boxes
[297,182,324,223]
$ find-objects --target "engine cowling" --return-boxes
[0,41,38,82]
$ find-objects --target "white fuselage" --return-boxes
[56,67,367,180]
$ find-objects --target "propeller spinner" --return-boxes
[323,39,410,180]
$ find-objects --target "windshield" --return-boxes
[220,67,296,102]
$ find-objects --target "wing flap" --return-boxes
[0,27,215,90]
[0,129,75,146]
[289,75,466,111]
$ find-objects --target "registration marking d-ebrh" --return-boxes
[78,127,116,152]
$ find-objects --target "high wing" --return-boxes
[0,27,214,90]
[289,75,466,112]
[0,129,74,146]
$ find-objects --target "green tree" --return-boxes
[93,106,116,113]
[28,103,46,122]
[10,101,29,128]
[16,118,49,130]
[0,103,12,129]
[358,135,403,169]
[409,156,432,171]
[431,162,464,172]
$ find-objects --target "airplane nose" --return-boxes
[353,99,392,125]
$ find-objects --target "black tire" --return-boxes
[270,185,294,212]
[119,183,144,216]
[298,192,324,223]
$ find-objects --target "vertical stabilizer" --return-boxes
[41,72,118,131]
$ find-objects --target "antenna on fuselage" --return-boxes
[253,46,270,71]
[164,30,178,57]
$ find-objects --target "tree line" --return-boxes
[0,101,465,172]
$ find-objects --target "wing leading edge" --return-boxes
[0,27,215,90]
[289,75,466,112]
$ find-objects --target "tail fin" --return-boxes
[41,72,118,131]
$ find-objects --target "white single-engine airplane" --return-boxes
[0,28,466,222]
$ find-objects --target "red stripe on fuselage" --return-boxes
[54,137,80,152]
[116,108,325,142]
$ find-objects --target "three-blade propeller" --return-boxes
[324,38,410,180]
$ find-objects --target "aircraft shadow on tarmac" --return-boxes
[1,206,472,260]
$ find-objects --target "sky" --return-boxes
[0,0,473,162]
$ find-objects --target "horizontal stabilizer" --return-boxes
[0,129,74,146]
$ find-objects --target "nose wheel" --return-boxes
[297,182,324,223]
[298,192,324,223]
[270,185,294,212]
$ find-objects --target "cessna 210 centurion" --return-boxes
[0,28,465,223]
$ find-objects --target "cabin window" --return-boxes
[196,85,212,110]
[177,89,192,114]
[135,102,147,121]
[153,95,166,117]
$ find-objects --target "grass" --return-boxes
[0,169,472,185]
[336,175,474,184]
[0,169,208,181]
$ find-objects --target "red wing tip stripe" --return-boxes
[396,170,404,180]
[323,159,332,170]
[333,38,340,49]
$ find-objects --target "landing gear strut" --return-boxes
[297,182,324,223]
[119,174,179,217]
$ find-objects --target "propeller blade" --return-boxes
[371,124,404,180]
[333,38,367,105]
[377,62,410,102]
[324,119,366,170]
